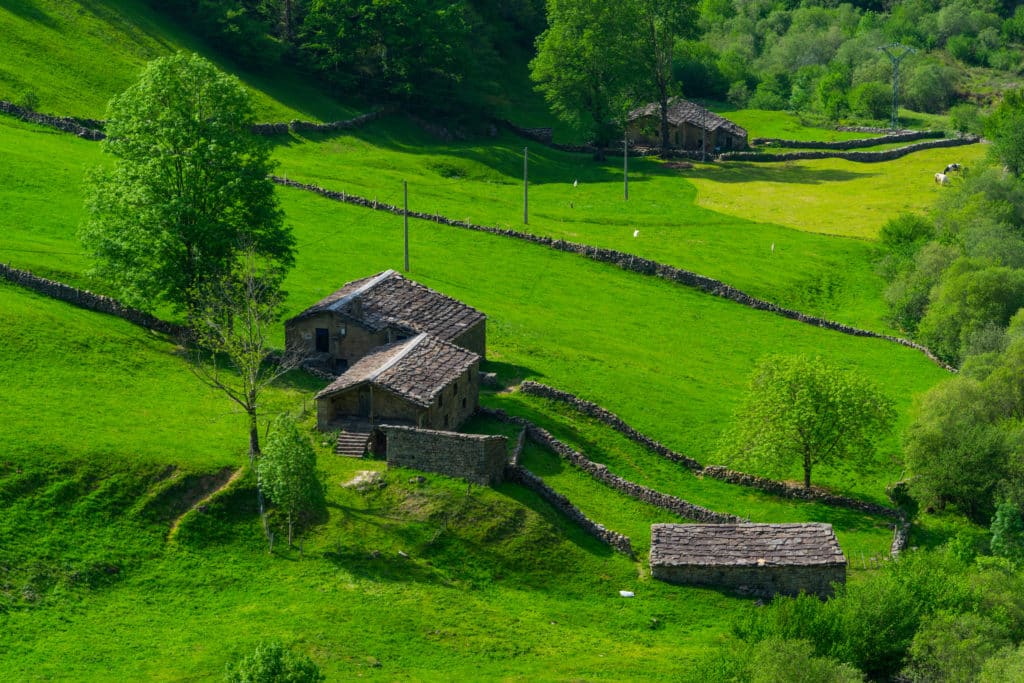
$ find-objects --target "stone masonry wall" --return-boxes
[0,263,186,338]
[751,130,943,150]
[272,176,955,373]
[519,380,901,519]
[720,135,979,163]
[384,425,507,486]
[480,408,742,524]
[651,562,845,598]
[504,463,634,556]
[0,100,105,140]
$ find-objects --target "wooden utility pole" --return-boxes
[623,134,629,201]
[523,147,529,224]
[403,180,409,272]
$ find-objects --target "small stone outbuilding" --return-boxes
[650,523,846,598]
[627,99,748,151]
[285,270,486,373]
[315,333,480,432]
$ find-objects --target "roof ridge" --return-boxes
[367,332,428,381]
[326,269,398,312]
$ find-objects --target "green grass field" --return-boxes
[0,1,983,678]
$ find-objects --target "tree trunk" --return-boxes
[288,512,293,548]
[804,448,812,489]
[248,409,271,544]
[659,94,670,157]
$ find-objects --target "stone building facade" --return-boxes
[382,425,507,486]
[285,269,486,373]
[650,523,846,598]
[627,99,748,151]
[315,333,480,431]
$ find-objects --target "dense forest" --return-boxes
[151,0,1024,128]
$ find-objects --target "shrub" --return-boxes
[727,80,751,107]
[902,612,1011,683]
[225,641,324,683]
[848,81,890,120]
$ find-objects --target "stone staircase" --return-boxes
[334,428,372,457]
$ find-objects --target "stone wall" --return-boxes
[250,108,389,136]
[0,263,186,338]
[504,463,634,556]
[719,135,979,163]
[273,176,955,373]
[383,425,507,486]
[0,100,105,140]
[651,562,845,598]
[751,130,943,150]
[519,381,703,470]
[480,408,742,524]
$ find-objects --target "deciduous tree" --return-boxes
[258,416,325,547]
[80,53,293,314]
[721,355,896,489]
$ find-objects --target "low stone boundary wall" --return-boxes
[272,177,955,373]
[752,130,943,150]
[504,463,633,556]
[519,381,703,470]
[0,100,105,140]
[383,425,507,486]
[720,135,979,163]
[509,428,527,467]
[251,109,388,136]
[517,379,902,520]
[481,408,742,525]
[700,466,899,518]
[0,263,186,337]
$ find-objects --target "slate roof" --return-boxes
[314,333,479,408]
[650,523,846,568]
[628,99,747,139]
[288,270,485,342]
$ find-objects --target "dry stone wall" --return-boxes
[0,263,186,337]
[0,100,105,140]
[250,108,389,136]
[383,425,507,486]
[504,464,634,556]
[720,135,979,163]
[273,177,954,373]
[751,130,943,150]
[480,408,743,524]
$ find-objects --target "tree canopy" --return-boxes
[258,416,325,547]
[720,355,896,489]
[80,53,293,313]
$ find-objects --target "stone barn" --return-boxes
[315,333,480,433]
[650,523,846,598]
[285,269,486,374]
[627,99,748,152]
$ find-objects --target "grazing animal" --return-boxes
[934,172,949,186]
[944,163,961,174]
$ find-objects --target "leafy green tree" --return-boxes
[917,260,1024,364]
[721,355,896,489]
[80,53,292,314]
[986,89,1024,177]
[225,640,324,683]
[258,416,325,547]
[903,377,1010,523]
[530,0,637,154]
[848,81,890,120]
[632,0,698,153]
[981,644,1024,683]
[902,612,1012,683]
[991,500,1024,562]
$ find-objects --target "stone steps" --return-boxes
[335,430,371,457]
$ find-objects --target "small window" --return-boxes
[338,323,347,337]
[462,397,467,408]
[315,328,329,353]
[438,394,443,408]
[444,415,449,427]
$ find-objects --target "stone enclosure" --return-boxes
[382,425,507,486]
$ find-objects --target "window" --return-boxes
[315,328,329,353]
[444,415,449,427]
[462,397,466,409]
[337,323,347,337]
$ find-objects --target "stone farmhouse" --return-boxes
[285,269,486,375]
[627,99,748,152]
[650,523,846,598]
[315,332,480,433]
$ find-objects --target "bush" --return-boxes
[902,612,1011,683]
[848,81,890,120]
[14,90,39,111]
[991,500,1024,563]
[727,80,751,107]
[904,62,958,114]
[948,103,982,136]
[225,641,324,683]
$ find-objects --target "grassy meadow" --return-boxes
[0,0,982,677]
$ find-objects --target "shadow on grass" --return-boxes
[686,162,879,185]
[494,481,615,560]
[270,117,650,187]
[4,0,57,27]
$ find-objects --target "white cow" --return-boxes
[934,172,949,186]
